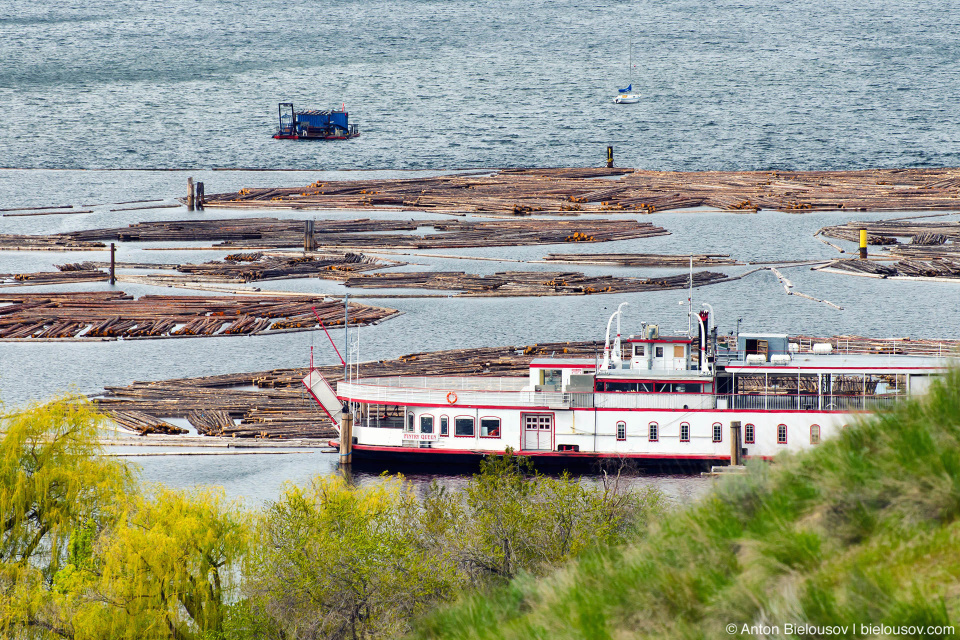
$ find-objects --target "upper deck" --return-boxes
[337,346,950,413]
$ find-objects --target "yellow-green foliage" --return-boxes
[244,474,461,640]
[240,454,664,640]
[412,371,960,640]
[0,395,132,638]
[450,454,662,582]
[71,486,247,640]
[1,397,248,640]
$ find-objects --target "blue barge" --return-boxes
[273,102,360,140]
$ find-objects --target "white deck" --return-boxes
[338,376,568,409]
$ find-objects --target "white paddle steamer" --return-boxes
[304,304,949,469]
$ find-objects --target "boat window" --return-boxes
[680,422,690,442]
[440,416,449,436]
[406,412,415,433]
[542,369,562,388]
[605,381,637,392]
[777,424,788,444]
[420,415,434,434]
[810,424,820,445]
[635,344,645,356]
[744,423,755,444]
[712,422,722,443]
[648,422,658,442]
[638,382,654,393]
[480,418,501,438]
[616,421,626,441]
[672,383,702,393]
[455,417,475,437]
[656,346,664,358]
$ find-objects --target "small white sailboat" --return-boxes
[614,42,640,104]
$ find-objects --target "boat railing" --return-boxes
[719,393,903,412]
[339,378,907,413]
[338,379,566,408]
[721,339,955,359]
[349,376,529,392]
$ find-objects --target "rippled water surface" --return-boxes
[2,0,959,170]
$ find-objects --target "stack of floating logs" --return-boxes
[199,167,960,214]
[175,251,390,282]
[187,409,235,436]
[542,253,740,266]
[821,259,960,279]
[96,333,959,439]
[1,269,109,286]
[818,220,960,279]
[0,292,398,340]
[820,220,960,248]
[62,217,670,250]
[107,410,187,435]
[340,269,730,295]
[0,234,105,251]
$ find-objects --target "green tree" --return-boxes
[72,486,248,640]
[245,474,460,640]
[447,450,662,582]
[0,395,132,638]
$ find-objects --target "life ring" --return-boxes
[447,391,458,405]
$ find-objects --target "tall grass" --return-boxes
[412,370,960,639]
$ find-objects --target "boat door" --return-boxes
[522,413,553,451]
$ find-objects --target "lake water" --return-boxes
[1,0,958,503]
[2,0,959,171]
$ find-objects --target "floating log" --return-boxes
[338,269,730,296]
[59,217,671,250]
[0,234,104,251]
[197,167,960,215]
[819,220,960,265]
[174,251,392,282]
[542,253,739,267]
[106,409,187,436]
[822,258,960,279]
[0,270,109,286]
[0,291,398,341]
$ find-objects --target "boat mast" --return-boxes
[601,302,629,370]
[687,256,693,337]
[612,302,628,368]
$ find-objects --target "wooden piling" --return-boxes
[196,182,204,210]
[109,242,116,285]
[859,229,867,259]
[187,177,195,211]
[304,220,315,252]
[340,407,353,465]
[730,420,742,465]
[606,146,614,168]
